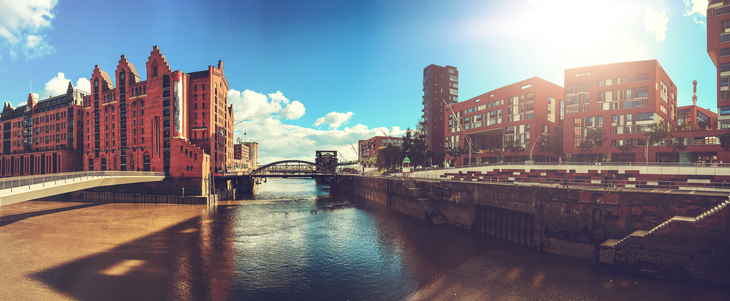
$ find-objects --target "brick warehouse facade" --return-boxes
[82,46,233,181]
[563,60,678,163]
[443,77,564,165]
[0,83,87,177]
[422,64,458,164]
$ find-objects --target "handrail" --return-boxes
[0,171,164,193]
[388,173,730,192]
[421,161,730,170]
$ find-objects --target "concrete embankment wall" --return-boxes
[346,176,728,264]
[81,188,235,205]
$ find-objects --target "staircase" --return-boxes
[405,180,448,225]
[608,198,730,249]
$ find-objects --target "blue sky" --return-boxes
[0,0,713,164]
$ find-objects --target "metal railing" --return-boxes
[0,171,164,193]
[418,161,730,171]
[389,173,730,192]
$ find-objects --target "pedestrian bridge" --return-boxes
[250,160,336,177]
[0,171,165,207]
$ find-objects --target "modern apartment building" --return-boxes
[563,60,677,163]
[707,0,730,129]
[422,64,458,163]
[82,46,234,178]
[358,136,404,161]
[443,77,564,165]
[0,83,87,177]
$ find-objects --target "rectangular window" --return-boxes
[598,80,604,87]
[574,118,582,127]
[636,112,653,121]
[598,92,604,102]
[567,85,575,94]
[720,106,730,116]
[633,87,649,98]
[584,93,590,103]
[721,63,730,72]
[597,116,603,127]
[722,48,730,57]
[573,129,581,139]
[635,74,649,81]
[723,77,729,87]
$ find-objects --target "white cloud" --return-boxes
[684,0,708,26]
[228,89,305,121]
[0,0,58,60]
[644,7,668,41]
[227,88,404,165]
[26,34,40,47]
[313,111,354,129]
[36,72,90,99]
[75,77,90,94]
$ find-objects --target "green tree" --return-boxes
[677,122,691,132]
[375,144,402,171]
[503,139,525,155]
[643,122,671,163]
[665,136,686,162]
[617,137,638,162]
[718,130,730,152]
[579,128,608,162]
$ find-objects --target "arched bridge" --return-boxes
[250,160,336,177]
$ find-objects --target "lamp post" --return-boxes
[529,134,543,163]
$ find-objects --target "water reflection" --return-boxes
[2,178,725,301]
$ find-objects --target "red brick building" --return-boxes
[422,64,458,163]
[707,1,730,129]
[0,83,87,177]
[358,136,403,162]
[563,60,678,163]
[82,46,234,179]
[443,77,564,166]
[677,104,717,131]
[233,143,250,170]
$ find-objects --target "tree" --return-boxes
[503,139,525,156]
[665,136,686,163]
[617,137,638,162]
[579,128,608,162]
[643,122,670,163]
[375,144,402,171]
[677,122,691,132]
[718,130,730,152]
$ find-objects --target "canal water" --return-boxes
[1,178,729,300]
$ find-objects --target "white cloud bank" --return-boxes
[684,0,708,26]
[228,89,404,165]
[644,7,669,41]
[0,0,58,60]
[36,72,90,99]
[313,111,353,129]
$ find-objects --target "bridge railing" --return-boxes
[390,173,730,192]
[0,171,164,193]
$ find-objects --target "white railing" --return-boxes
[385,173,730,192]
[0,171,164,193]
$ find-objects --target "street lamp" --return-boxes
[529,134,543,163]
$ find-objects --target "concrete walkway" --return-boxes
[0,174,164,207]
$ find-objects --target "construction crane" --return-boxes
[234,115,253,144]
[380,129,394,145]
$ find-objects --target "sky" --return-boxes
[0,0,714,164]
